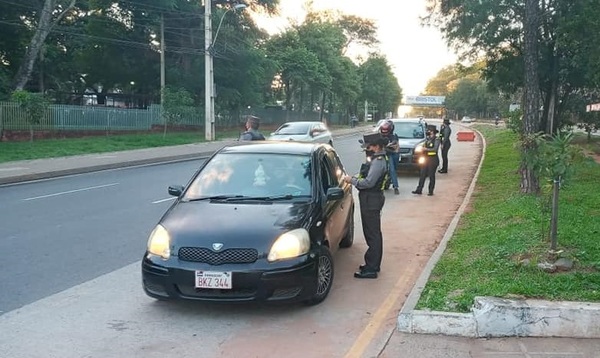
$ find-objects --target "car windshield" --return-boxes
[183,152,313,201]
[274,122,311,135]
[393,122,425,139]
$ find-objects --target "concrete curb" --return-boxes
[399,297,600,338]
[0,151,215,185]
[397,127,600,338]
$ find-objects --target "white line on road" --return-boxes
[152,197,176,204]
[22,183,119,201]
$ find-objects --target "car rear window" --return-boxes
[275,122,311,135]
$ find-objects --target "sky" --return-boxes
[254,0,458,97]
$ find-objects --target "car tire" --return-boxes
[339,206,354,248]
[304,245,334,306]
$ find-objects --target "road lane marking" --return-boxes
[152,197,176,204]
[344,264,419,358]
[22,183,119,201]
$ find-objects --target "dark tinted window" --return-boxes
[393,122,425,139]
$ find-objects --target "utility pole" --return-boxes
[204,0,214,141]
[160,14,165,108]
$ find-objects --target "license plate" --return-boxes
[195,271,232,289]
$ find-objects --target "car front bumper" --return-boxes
[142,252,319,303]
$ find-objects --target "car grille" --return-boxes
[178,285,257,299]
[399,148,411,154]
[178,247,258,265]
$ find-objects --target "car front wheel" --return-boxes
[304,245,334,305]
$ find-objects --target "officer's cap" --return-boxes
[426,124,438,134]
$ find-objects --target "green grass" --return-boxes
[0,124,354,163]
[0,128,257,163]
[416,126,600,312]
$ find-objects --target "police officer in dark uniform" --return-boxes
[438,118,451,173]
[239,116,265,141]
[343,133,389,279]
[412,125,441,196]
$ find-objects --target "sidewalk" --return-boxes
[2,125,599,357]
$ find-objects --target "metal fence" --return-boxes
[0,101,345,132]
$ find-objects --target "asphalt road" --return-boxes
[2,126,596,358]
[0,159,205,313]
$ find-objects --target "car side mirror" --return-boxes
[326,187,344,200]
[168,185,184,197]
[358,139,364,144]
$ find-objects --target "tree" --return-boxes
[520,0,541,194]
[10,90,50,142]
[161,87,194,137]
[359,55,402,119]
[13,0,77,91]
[529,132,582,251]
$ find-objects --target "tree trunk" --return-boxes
[520,0,541,194]
[550,178,560,251]
[13,0,76,91]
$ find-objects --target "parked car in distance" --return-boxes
[268,121,333,146]
[461,116,474,123]
[390,118,428,171]
[142,142,355,305]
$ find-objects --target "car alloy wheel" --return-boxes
[304,245,334,305]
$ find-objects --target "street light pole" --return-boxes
[204,0,214,141]
[204,2,247,141]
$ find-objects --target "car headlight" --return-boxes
[268,228,310,262]
[147,224,171,260]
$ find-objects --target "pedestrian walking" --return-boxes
[438,118,451,173]
[378,120,400,194]
[412,125,441,196]
[343,133,389,279]
[239,116,265,141]
[350,114,358,128]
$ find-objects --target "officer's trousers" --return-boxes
[416,156,439,194]
[358,190,385,271]
[440,142,451,171]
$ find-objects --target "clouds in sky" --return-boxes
[254,0,458,96]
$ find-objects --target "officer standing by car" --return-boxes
[412,125,441,196]
[378,120,400,195]
[343,134,389,279]
[438,118,451,173]
[239,116,265,141]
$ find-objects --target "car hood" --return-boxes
[398,138,425,148]
[160,200,313,252]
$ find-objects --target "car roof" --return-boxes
[220,141,325,155]
[280,121,325,125]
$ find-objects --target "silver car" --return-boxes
[391,118,428,170]
[268,121,334,146]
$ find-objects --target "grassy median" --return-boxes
[0,128,260,163]
[416,126,600,313]
[0,124,356,163]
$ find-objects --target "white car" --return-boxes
[461,116,474,123]
[268,121,334,146]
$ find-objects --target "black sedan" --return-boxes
[142,142,355,305]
